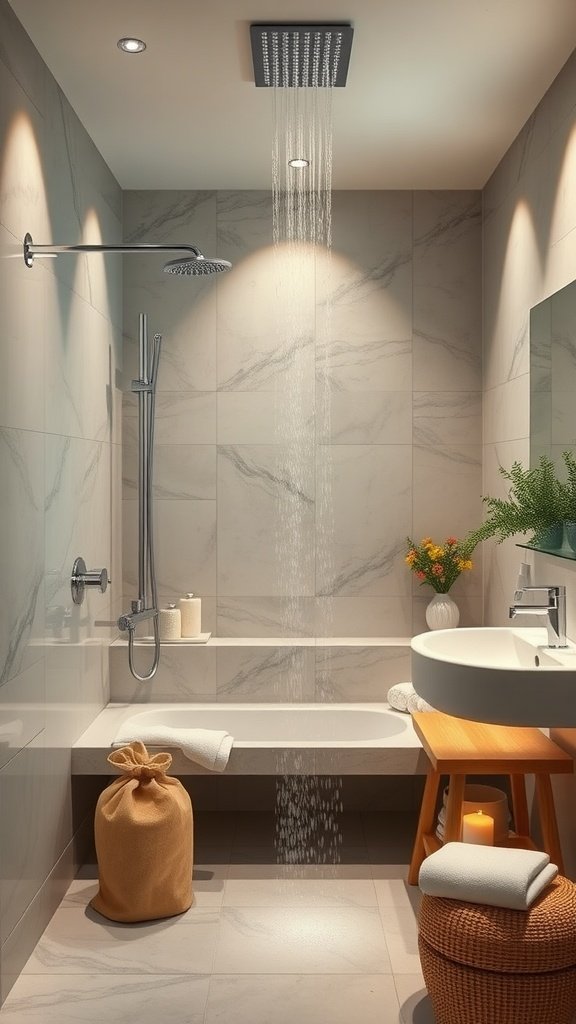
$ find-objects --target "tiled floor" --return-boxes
[0,813,433,1023]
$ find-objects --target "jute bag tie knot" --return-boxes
[107,741,172,779]
[91,740,193,923]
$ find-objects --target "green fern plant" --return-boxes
[466,455,568,548]
[560,449,576,522]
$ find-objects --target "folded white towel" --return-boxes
[419,842,558,911]
[113,725,233,773]
[387,682,434,714]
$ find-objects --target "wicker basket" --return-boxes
[419,877,576,1024]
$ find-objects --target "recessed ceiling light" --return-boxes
[288,158,310,168]
[117,37,146,54]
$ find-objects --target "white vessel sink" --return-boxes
[411,627,576,727]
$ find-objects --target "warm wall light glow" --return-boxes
[1,111,51,245]
[117,37,146,53]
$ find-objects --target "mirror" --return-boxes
[527,280,576,558]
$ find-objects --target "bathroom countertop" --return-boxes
[72,702,427,776]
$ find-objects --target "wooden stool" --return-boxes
[408,712,573,885]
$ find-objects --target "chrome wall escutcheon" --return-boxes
[70,556,110,605]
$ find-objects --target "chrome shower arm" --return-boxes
[23,234,201,267]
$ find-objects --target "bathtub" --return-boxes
[72,702,426,776]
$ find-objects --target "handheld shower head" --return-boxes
[163,255,232,275]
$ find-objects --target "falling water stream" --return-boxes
[272,84,344,865]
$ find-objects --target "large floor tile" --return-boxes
[22,908,220,975]
[0,974,210,1023]
[62,856,229,911]
[224,859,377,907]
[380,906,422,974]
[394,973,433,1024]
[213,907,391,974]
[204,974,401,1023]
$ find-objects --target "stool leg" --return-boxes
[534,773,565,875]
[408,769,441,885]
[444,774,466,843]
[510,773,530,837]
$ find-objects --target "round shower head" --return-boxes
[163,255,232,275]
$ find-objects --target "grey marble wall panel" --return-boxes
[0,0,122,996]
[123,498,217,599]
[413,191,482,392]
[316,445,412,598]
[110,644,217,703]
[217,445,315,597]
[315,646,412,702]
[216,646,315,702]
[123,444,216,501]
[0,428,44,688]
[0,662,44,772]
[217,598,315,638]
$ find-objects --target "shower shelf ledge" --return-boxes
[111,636,412,648]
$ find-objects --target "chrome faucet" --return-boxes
[509,585,567,648]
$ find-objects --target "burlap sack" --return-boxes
[91,741,193,922]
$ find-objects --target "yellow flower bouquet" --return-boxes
[405,536,473,594]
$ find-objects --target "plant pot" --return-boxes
[425,593,460,630]
[565,521,576,554]
[532,521,564,550]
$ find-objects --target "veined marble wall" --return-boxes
[122,190,483,639]
[0,0,122,1000]
[482,47,576,876]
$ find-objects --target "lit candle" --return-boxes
[462,810,494,846]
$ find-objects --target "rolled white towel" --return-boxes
[419,842,558,911]
[113,724,233,773]
[387,682,434,714]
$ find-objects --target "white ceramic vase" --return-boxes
[425,592,460,630]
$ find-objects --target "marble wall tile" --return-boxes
[44,292,116,442]
[413,392,482,446]
[123,444,216,501]
[484,375,530,444]
[318,393,412,445]
[315,596,413,638]
[315,646,411,701]
[0,225,45,433]
[316,445,412,598]
[413,191,482,392]
[326,191,413,343]
[0,661,44,771]
[110,643,217,703]
[123,499,217,599]
[216,647,315,702]
[217,191,273,260]
[218,445,315,597]
[413,444,483,540]
[217,392,314,446]
[217,598,315,638]
[0,428,44,688]
[317,337,412,393]
[123,392,216,446]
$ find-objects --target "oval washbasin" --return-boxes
[411,627,576,727]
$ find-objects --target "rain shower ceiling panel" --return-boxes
[250,24,353,88]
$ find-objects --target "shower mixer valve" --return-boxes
[70,556,110,606]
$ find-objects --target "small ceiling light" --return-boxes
[117,37,146,54]
[288,158,310,168]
